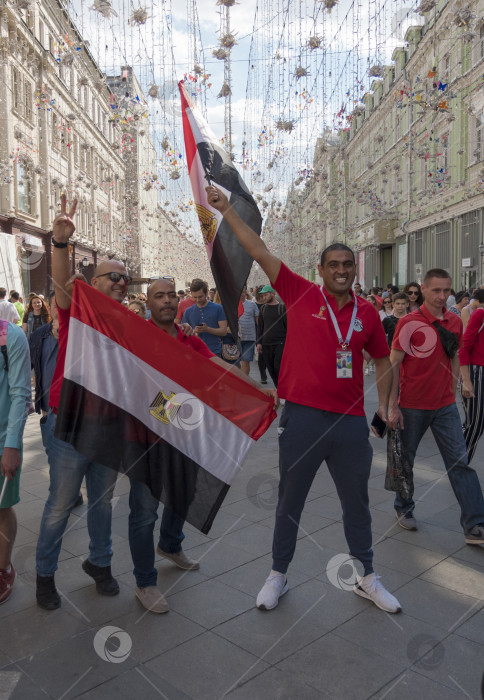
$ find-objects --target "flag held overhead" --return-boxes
[179,80,263,339]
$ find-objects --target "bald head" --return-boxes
[93,259,126,278]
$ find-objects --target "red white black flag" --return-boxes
[179,80,263,337]
[55,281,275,534]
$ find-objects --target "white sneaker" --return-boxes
[256,571,288,610]
[354,573,401,613]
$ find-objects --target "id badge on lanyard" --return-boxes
[321,288,358,379]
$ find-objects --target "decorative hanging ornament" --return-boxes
[212,48,228,60]
[130,7,150,25]
[90,0,118,18]
[217,82,231,98]
[219,33,237,49]
[294,65,309,79]
[308,36,322,50]
[369,65,384,78]
[148,84,160,98]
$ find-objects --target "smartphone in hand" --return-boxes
[371,412,387,438]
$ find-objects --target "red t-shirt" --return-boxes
[392,304,462,410]
[49,304,70,410]
[49,305,214,410]
[459,307,484,367]
[273,263,390,416]
[147,318,214,358]
[176,297,195,321]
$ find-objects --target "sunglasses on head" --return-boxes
[95,272,132,285]
[148,275,176,287]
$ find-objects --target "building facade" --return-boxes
[0,0,207,297]
[267,0,484,291]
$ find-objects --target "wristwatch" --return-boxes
[51,236,68,248]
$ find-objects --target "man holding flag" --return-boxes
[35,195,126,610]
[206,185,402,615]
[130,277,277,613]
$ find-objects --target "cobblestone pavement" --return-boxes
[1,370,484,699]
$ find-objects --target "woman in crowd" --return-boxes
[402,281,423,311]
[379,296,393,321]
[128,300,147,319]
[461,289,484,330]
[448,291,470,317]
[22,295,50,340]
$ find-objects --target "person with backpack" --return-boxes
[256,285,287,387]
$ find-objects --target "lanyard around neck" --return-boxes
[320,287,358,349]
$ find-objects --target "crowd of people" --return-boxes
[0,188,483,620]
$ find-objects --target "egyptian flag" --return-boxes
[179,80,263,339]
[55,281,275,534]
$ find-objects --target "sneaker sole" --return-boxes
[465,537,484,545]
[395,513,417,531]
[256,581,289,610]
[354,585,402,614]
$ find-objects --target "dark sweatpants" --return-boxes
[262,343,285,387]
[272,401,374,576]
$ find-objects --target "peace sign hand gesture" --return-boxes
[52,192,78,244]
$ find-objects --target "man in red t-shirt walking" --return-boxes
[389,268,484,543]
[207,185,402,615]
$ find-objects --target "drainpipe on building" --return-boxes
[38,58,52,230]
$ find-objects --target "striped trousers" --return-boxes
[462,364,484,463]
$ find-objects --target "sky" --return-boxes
[66,0,423,241]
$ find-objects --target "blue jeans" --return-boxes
[395,404,484,532]
[128,478,185,588]
[273,402,374,576]
[36,410,117,577]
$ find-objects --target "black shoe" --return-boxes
[36,574,61,610]
[82,559,119,596]
[74,493,83,508]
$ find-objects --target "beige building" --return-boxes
[268,0,484,291]
[0,0,206,296]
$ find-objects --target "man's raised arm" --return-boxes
[51,193,78,310]
[206,186,281,284]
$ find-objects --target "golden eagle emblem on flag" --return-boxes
[149,391,182,425]
[195,204,217,245]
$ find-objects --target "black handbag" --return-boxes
[385,428,414,500]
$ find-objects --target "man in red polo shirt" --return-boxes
[389,268,484,542]
[206,185,402,614]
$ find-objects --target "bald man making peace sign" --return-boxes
[35,194,129,610]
